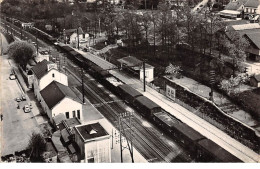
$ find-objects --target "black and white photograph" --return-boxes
[0,0,259,165]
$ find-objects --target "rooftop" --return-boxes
[225,0,248,10]
[252,74,260,81]
[219,9,241,15]
[64,27,84,36]
[31,59,54,79]
[117,56,154,70]
[40,81,81,110]
[75,122,109,142]
[58,117,81,131]
[244,0,260,8]
[231,23,260,31]
[244,32,260,49]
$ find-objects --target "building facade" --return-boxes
[74,122,111,163]
[31,60,68,101]
[40,81,83,123]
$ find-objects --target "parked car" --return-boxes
[9,74,16,80]
[16,97,21,102]
[21,95,26,101]
[23,105,31,113]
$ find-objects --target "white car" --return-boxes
[9,74,16,80]
[16,97,21,102]
[23,105,31,113]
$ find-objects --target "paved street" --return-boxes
[0,35,39,156]
[0,33,49,157]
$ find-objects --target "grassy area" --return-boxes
[234,88,260,118]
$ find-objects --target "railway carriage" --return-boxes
[133,96,161,118]
[197,139,242,162]
[117,84,143,105]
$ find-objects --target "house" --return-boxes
[250,74,260,87]
[117,56,154,82]
[39,81,83,123]
[244,32,260,61]
[30,60,68,101]
[219,0,248,19]
[74,122,111,163]
[244,0,260,16]
[63,27,89,48]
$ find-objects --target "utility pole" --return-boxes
[143,61,146,92]
[118,112,134,163]
[77,27,80,50]
[36,31,39,55]
[20,25,23,40]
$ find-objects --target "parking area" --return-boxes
[0,49,42,156]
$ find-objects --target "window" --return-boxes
[65,112,69,119]
[73,111,76,118]
[254,9,256,13]
[246,8,248,12]
[52,73,55,78]
[77,110,80,119]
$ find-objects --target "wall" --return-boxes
[84,137,111,163]
[246,46,260,56]
[140,68,154,82]
[39,69,68,91]
[52,97,83,121]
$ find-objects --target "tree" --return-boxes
[165,63,182,76]
[8,41,35,70]
[27,132,46,162]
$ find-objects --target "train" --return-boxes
[54,44,242,162]
[7,22,242,162]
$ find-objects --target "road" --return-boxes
[0,32,42,157]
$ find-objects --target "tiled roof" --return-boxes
[31,59,53,79]
[244,0,260,8]
[225,0,248,10]
[245,32,260,49]
[40,81,81,110]
[75,122,109,141]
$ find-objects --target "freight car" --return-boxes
[152,111,205,156]
[133,96,161,118]
[197,139,242,162]
[117,84,143,105]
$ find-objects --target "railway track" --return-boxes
[72,70,193,162]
